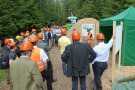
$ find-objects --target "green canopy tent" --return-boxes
[100,6,135,66]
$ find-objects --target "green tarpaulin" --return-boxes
[100,6,135,66]
[112,76,135,90]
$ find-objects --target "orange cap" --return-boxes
[43,28,46,30]
[20,32,24,36]
[41,28,43,31]
[20,42,33,50]
[31,29,36,33]
[37,33,43,39]
[30,36,38,42]
[25,33,30,36]
[61,29,67,35]
[4,39,11,45]
[72,31,81,41]
[97,33,105,40]
[50,28,53,31]
[9,42,17,47]
[26,31,29,33]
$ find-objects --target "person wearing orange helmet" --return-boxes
[29,29,36,41]
[10,42,43,90]
[91,33,115,90]
[30,36,52,90]
[1,39,12,84]
[2,39,11,52]
[37,33,57,83]
[20,32,25,43]
[61,31,96,90]
[9,42,18,64]
[23,33,30,43]
[6,42,18,84]
[58,28,71,76]
[85,28,93,45]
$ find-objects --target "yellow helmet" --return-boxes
[16,35,21,39]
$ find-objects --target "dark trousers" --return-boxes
[55,36,61,46]
[47,61,53,81]
[92,62,108,90]
[41,69,52,90]
[72,76,86,90]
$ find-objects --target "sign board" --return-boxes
[82,24,95,37]
[115,25,122,54]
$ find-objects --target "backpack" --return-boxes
[0,50,10,69]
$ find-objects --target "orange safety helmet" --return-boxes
[30,36,38,42]
[43,27,46,30]
[20,32,24,36]
[55,26,58,28]
[9,42,17,47]
[72,31,81,41]
[41,28,43,31]
[25,33,30,37]
[26,31,29,33]
[97,33,105,40]
[31,29,36,34]
[37,33,43,39]
[50,28,53,31]
[61,29,67,35]
[4,39,11,45]
[20,42,33,51]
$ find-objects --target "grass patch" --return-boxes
[0,70,6,83]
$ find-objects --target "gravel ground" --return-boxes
[0,46,135,90]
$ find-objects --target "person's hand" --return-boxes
[112,35,116,39]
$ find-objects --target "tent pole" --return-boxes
[112,21,116,83]
[118,21,123,68]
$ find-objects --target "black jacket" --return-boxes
[61,42,96,77]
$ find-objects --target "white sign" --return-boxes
[115,25,122,54]
[82,24,95,37]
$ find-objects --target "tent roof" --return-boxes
[100,6,135,26]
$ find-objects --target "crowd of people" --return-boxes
[0,25,116,90]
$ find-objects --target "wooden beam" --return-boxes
[112,21,116,83]
[118,21,123,68]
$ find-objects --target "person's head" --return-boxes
[87,28,92,33]
[30,36,38,46]
[26,31,29,34]
[9,42,17,51]
[25,33,30,38]
[96,33,105,43]
[72,31,81,42]
[31,29,36,34]
[41,28,44,33]
[50,28,53,32]
[73,29,76,32]
[61,29,67,36]
[4,39,11,45]
[20,32,24,37]
[37,33,43,40]
[20,42,33,57]
[16,35,21,41]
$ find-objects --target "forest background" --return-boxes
[0,0,135,39]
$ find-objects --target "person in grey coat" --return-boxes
[37,33,57,82]
[61,31,96,90]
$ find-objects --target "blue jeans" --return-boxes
[72,76,86,90]
[62,61,67,76]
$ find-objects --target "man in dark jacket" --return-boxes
[61,31,96,90]
[37,33,57,82]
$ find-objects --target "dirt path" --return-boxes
[0,46,113,90]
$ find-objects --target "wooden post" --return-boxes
[112,21,116,83]
[94,22,97,46]
[118,21,123,68]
